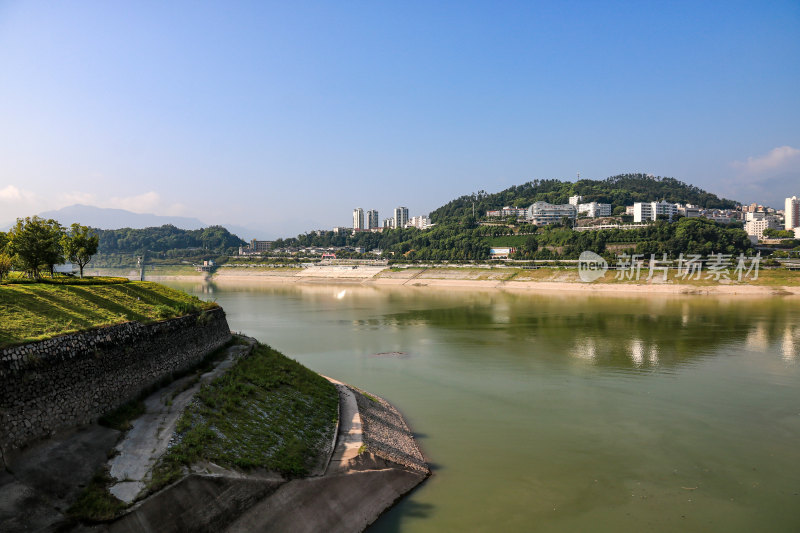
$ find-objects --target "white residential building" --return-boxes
[577,202,612,218]
[633,201,677,222]
[527,201,577,225]
[785,196,799,230]
[367,209,379,230]
[486,206,527,218]
[745,216,780,240]
[408,215,432,229]
[353,208,364,230]
[383,218,395,229]
[394,207,409,229]
[568,195,583,206]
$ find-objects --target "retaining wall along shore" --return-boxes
[0,308,231,457]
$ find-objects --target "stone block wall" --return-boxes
[0,307,231,458]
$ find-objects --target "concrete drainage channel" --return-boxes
[1,335,429,533]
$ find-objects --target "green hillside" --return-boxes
[430,173,738,222]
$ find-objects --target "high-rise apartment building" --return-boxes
[353,208,364,230]
[785,196,799,230]
[367,209,379,230]
[394,207,409,229]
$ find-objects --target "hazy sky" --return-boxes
[1,1,798,237]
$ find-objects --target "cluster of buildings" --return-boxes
[346,207,433,233]
[486,196,613,224]
[484,193,800,240]
[744,196,800,240]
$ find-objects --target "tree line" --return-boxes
[0,217,99,280]
[95,225,245,254]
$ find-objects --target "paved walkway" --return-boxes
[323,377,363,475]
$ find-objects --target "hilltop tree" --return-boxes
[7,216,65,279]
[0,253,11,280]
[62,223,99,278]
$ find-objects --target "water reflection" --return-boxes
[172,280,800,373]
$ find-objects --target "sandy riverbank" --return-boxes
[207,267,800,297]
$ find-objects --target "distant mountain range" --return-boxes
[1,204,268,242]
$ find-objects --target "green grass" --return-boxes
[0,280,217,348]
[150,343,338,489]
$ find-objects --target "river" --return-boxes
[166,281,800,532]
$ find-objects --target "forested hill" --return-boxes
[96,225,245,254]
[430,174,738,222]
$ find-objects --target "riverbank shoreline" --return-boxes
[206,271,800,296]
[86,266,800,296]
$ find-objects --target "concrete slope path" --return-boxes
[323,377,363,475]
[108,338,255,503]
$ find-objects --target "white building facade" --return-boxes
[577,202,612,218]
[527,202,577,225]
[633,201,677,222]
[394,207,409,229]
[353,208,364,230]
[785,196,799,230]
[745,216,780,240]
[367,209,379,230]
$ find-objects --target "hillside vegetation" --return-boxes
[430,173,738,222]
[96,224,245,255]
[0,279,216,347]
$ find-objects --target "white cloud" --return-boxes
[165,202,189,216]
[0,185,44,222]
[0,185,22,200]
[107,191,162,213]
[59,191,98,206]
[732,145,800,176]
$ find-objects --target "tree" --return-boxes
[7,216,64,279]
[62,223,99,278]
[0,231,8,253]
[525,235,538,253]
[0,253,11,281]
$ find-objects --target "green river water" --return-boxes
[167,281,800,532]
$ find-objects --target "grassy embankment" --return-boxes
[0,278,216,348]
[149,342,339,488]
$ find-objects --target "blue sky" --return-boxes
[1,1,798,237]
